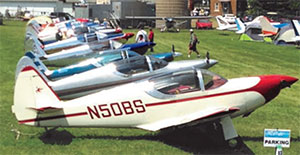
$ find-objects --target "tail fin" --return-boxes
[25,33,47,57]
[216,15,230,30]
[15,54,49,82]
[259,16,278,36]
[235,18,246,34]
[32,37,47,57]
[12,66,61,126]
[25,52,49,73]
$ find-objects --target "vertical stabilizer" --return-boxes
[235,18,246,34]
[216,16,229,30]
[15,55,49,83]
[25,52,49,73]
[12,66,61,126]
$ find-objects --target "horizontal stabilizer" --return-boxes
[28,106,62,111]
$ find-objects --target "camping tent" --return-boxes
[239,23,264,41]
[273,22,296,45]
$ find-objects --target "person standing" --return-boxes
[148,28,154,52]
[135,27,148,43]
[188,29,200,58]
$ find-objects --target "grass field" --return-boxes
[0,20,299,154]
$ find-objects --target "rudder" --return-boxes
[12,66,60,126]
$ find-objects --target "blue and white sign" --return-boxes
[264,129,291,148]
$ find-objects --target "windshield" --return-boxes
[150,70,200,95]
[96,52,123,66]
[201,70,227,90]
[127,50,140,57]
[115,56,168,76]
[116,56,149,75]
[149,56,168,70]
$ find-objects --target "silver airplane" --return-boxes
[26,31,134,54]
[18,49,182,80]
[16,55,217,100]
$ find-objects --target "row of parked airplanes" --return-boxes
[216,15,300,46]
[12,14,298,145]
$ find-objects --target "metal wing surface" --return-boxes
[125,16,165,20]
[172,16,212,20]
[136,107,239,131]
[125,16,211,20]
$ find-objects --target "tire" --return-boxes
[227,136,243,149]
[277,40,286,45]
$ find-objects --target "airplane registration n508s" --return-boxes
[12,66,297,142]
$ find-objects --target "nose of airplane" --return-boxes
[254,75,298,103]
[125,32,134,39]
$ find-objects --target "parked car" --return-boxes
[196,19,212,29]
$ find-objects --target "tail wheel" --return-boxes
[227,136,243,149]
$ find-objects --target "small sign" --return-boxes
[264,129,290,148]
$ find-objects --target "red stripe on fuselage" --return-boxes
[18,112,88,124]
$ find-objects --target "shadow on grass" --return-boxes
[39,123,255,154]
[39,129,74,145]
[218,33,230,36]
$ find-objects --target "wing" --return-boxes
[125,16,164,20]
[136,107,239,131]
[125,16,211,20]
[174,20,187,28]
[172,16,212,20]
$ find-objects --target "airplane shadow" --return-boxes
[38,123,258,154]
[218,33,230,36]
[39,129,74,145]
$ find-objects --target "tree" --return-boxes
[246,0,300,17]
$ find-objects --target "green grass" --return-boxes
[1,20,300,154]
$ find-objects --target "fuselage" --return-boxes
[16,70,297,129]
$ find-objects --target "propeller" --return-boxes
[172,44,175,52]
[171,44,182,57]
[206,51,210,64]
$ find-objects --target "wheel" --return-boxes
[227,136,243,149]
[277,40,286,45]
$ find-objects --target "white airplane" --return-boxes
[215,15,238,31]
[216,16,261,32]
[12,66,297,144]
[216,15,285,34]
[27,19,123,45]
